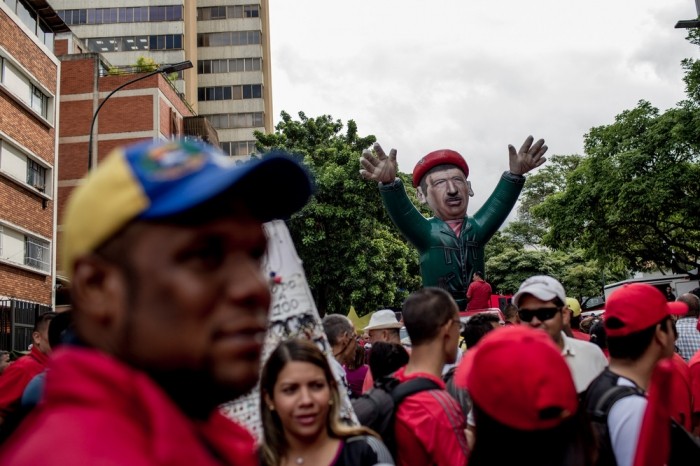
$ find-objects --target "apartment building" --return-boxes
[196,0,272,159]
[50,0,273,159]
[0,0,68,349]
[54,34,198,276]
[49,0,197,110]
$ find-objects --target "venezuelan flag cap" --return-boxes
[62,139,313,279]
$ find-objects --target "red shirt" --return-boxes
[466,280,492,310]
[670,353,692,430]
[571,329,591,341]
[688,349,700,415]
[394,368,468,466]
[0,346,49,418]
[0,347,258,466]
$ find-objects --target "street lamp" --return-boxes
[675,0,700,28]
[87,60,193,171]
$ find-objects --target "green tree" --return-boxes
[534,98,700,276]
[256,111,421,316]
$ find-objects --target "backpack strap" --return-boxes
[390,377,442,406]
[591,384,645,422]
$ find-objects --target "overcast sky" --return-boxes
[268,1,700,210]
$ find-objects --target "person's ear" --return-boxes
[416,187,427,205]
[263,391,274,411]
[71,254,129,328]
[562,306,572,326]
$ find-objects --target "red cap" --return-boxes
[604,284,688,338]
[412,149,469,187]
[459,326,578,431]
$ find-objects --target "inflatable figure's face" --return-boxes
[417,166,473,221]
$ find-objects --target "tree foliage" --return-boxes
[532,99,700,276]
[485,232,612,300]
[255,111,421,316]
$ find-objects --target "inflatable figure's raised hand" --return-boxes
[360,143,398,184]
[508,135,548,176]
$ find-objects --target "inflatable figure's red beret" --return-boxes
[412,149,469,187]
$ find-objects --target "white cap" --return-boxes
[512,275,566,307]
[363,309,403,331]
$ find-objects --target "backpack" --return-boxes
[351,375,441,458]
[589,384,700,466]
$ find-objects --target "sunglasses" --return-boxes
[518,307,561,323]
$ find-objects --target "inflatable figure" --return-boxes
[360,137,547,310]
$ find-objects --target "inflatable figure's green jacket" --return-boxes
[379,172,525,310]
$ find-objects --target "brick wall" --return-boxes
[0,11,57,94]
[0,263,52,304]
[97,95,153,134]
[0,178,53,238]
[0,11,58,307]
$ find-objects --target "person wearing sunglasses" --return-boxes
[512,275,608,393]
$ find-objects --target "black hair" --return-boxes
[469,404,595,466]
[33,312,56,333]
[588,319,607,351]
[48,311,73,349]
[473,271,484,280]
[606,316,671,360]
[463,313,500,348]
[403,287,457,346]
[368,342,409,380]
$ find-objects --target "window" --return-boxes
[206,112,264,129]
[221,141,258,157]
[0,139,52,194]
[198,31,262,47]
[16,0,37,34]
[244,5,260,18]
[0,224,51,273]
[199,5,259,20]
[57,5,181,24]
[30,86,48,118]
[25,236,49,272]
[0,57,53,122]
[26,159,46,192]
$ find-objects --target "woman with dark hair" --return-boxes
[367,342,409,381]
[344,343,368,399]
[459,326,596,466]
[260,339,394,466]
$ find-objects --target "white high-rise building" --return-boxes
[50,0,272,158]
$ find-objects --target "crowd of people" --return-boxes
[0,138,698,466]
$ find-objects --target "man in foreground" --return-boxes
[394,287,469,465]
[583,283,686,466]
[513,275,608,393]
[0,139,312,465]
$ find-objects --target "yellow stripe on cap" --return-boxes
[62,148,149,279]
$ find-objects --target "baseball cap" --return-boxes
[364,309,403,331]
[62,139,313,278]
[604,284,688,338]
[512,275,566,307]
[412,149,469,187]
[565,297,582,317]
[460,326,578,431]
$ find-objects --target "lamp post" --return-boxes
[87,60,193,171]
[675,0,700,28]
